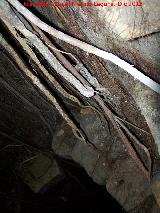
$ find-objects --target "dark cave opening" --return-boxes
[0,153,125,213]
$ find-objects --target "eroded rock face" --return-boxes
[0,0,160,212]
[52,106,153,211]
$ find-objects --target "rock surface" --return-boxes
[0,0,160,212]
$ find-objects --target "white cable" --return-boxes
[7,0,160,95]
